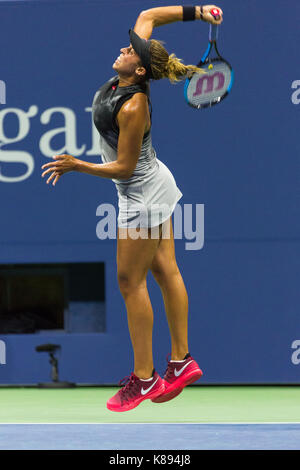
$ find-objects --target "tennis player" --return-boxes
[41,5,223,412]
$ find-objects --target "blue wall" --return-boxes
[0,0,300,384]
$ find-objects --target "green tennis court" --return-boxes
[1,386,299,423]
[1,386,300,450]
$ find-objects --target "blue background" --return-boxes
[0,0,299,384]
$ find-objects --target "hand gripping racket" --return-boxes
[184,8,234,109]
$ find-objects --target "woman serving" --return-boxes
[41,5,223,412]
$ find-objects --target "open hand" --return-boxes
[41,154,77,186]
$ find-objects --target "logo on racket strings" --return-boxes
[193,72,225,96]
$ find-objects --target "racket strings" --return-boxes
[185,59,232,108]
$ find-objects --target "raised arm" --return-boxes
[134,5,223,40]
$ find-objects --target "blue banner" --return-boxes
[0,0,299,384]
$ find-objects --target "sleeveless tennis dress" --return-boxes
[92,75,182,228]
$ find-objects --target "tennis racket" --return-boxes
[184,8,234,109]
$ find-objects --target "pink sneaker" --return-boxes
[107,371,164,412]
[152,354,203,404]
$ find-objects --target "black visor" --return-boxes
[128,29,153,79]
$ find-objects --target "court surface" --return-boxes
[0,386,299,449]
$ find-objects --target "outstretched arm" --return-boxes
[134,5,223,40]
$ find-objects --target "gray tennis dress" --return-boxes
[92,75,182,228]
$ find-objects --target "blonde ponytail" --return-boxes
[149,39,204,83]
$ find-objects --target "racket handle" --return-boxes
[210,7,221,20]
[209,24,218,42]
[209,7,220,41]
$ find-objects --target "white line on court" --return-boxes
[1,422,300,425]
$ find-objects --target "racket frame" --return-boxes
[184,25,234,109]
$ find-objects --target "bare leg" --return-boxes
[150,218,189,360]
[117,226,160,379]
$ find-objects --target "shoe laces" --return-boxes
[118,373,140,403]
[164,353,191,381]
[164,353,174,381]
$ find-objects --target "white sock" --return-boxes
[170,359,186,363]
[140,376,153,382]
